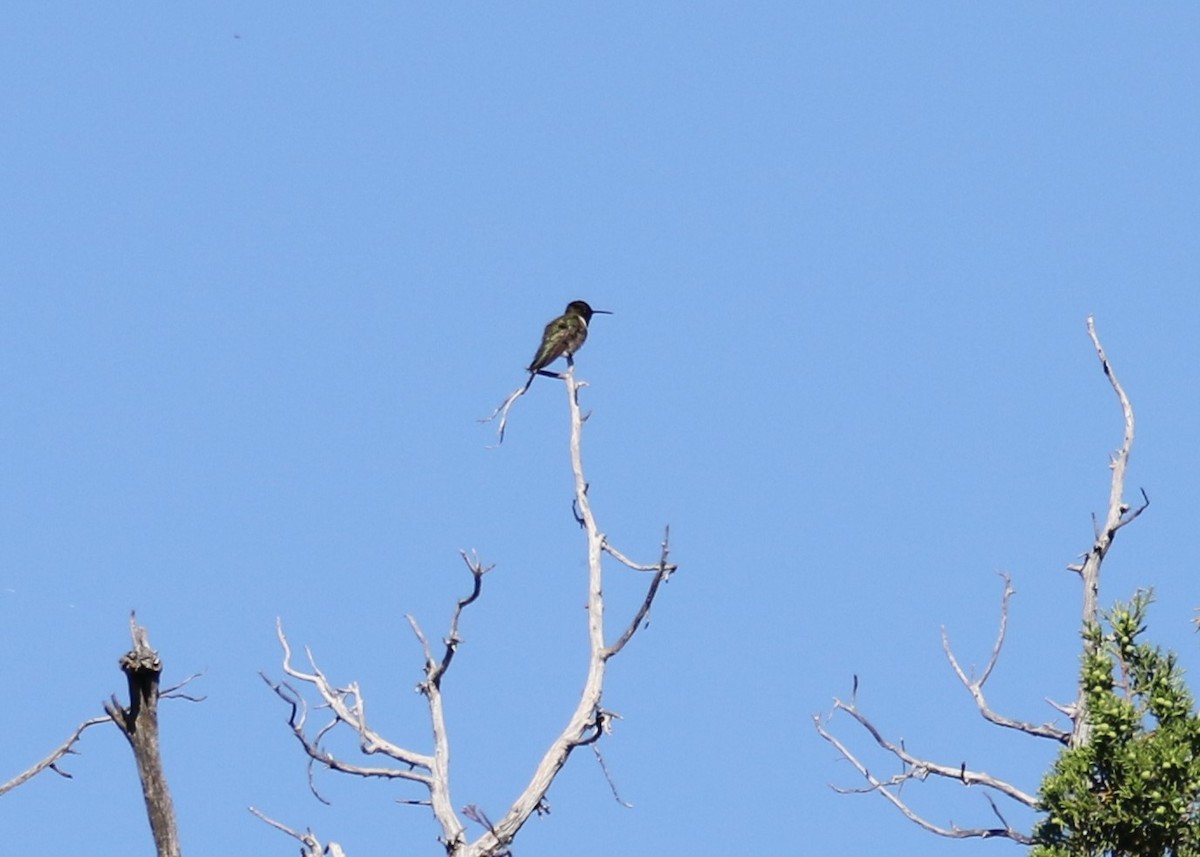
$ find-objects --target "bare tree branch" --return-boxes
[815,316,1152,845]
[103,613,182,857]
[1069,316,1149,747]
[603,527,676,660]
[468,365,674,855]
[407,606,464,850]
[592,741,634,809]
[480,372,536,445]
[248,806,346,857]
[814,697,1034,845]
[259,670,431,787]
[266,364,675,856]
[430,551,493,686]
[0,715,111,796]
[160,670,207,702]
[262,567,479,851]
[942,573,1070,744]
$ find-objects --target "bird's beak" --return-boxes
[593,309,613,315]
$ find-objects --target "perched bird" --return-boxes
[528,300,612,373]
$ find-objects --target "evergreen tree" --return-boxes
[1033,593,1200,857]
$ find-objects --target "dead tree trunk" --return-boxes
[104,614,182,857]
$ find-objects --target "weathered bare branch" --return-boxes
[942,573,1070,744]
[159,670,206,701]
[1069,316,1148,747]
[273,619,432,772]
[592,741,634,809]
[602,534,676,573]
[467,365,675,856]
[603,527,675,660]
[429,551,493,686]
[829,696,1035,806]
[814,697,1034,845]
[268,364,675,856]
[264,571,480,850]
[259,672,430,787]
[480,372,536,445]
[248,806,346,857]
[0,715,111,796]
[815,317,1151,845]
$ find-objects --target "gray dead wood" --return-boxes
[104,614,182,857]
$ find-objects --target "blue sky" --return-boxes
[1,4,1198,855]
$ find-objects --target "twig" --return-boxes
[248,806,344,857]
[592,740,633,809]
[480,374,535,445]
[160,670,207,702]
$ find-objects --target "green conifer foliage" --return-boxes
[1033,593,1200,857]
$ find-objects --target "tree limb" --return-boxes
[468,365,675,855]
[1069,316,1149,747]
[248,806,346,857]
[261,561,484,851]
[602,527,676,660]
[814,695,1034,845]
[264,365,675,856]
[480,373,536,445]
[942,573,1070,744]
[0,715,111,796]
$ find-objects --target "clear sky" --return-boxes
[2,4,1198,855]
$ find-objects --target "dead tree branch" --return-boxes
[942,574,1070,744]
[602,528,676,660]
[103,613,182,857]
[262,557,481,851]
[814,696,1035,845]
[0,715,111,796]
[247,806,346,857]
[264,365,675,856]
[1065,316,1148,746]
[480,372,539,446]
[816,317,1148,842]
[466,365,674,855]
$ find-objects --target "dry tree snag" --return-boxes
[814,316,1148,843]
[104,614,184,857]
[258,365,677,857]
[2,615,199,857]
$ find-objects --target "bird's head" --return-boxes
[567,300,612,323]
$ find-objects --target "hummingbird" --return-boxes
[528,300,612,374]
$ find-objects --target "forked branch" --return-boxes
[942,574,1069,744]
[466,365,675,855]
[814,694,1035,844]
[480,372,535,446]
[816,317,1147,842]
[264,366,675,856]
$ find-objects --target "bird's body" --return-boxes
[528,300,611,373]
